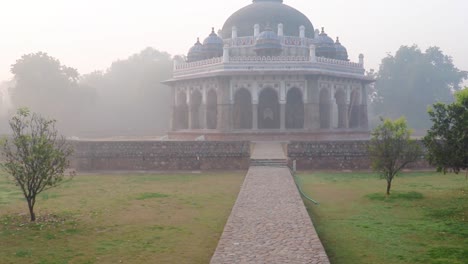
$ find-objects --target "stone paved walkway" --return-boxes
[210,143,330,264]
[250,142,286,160]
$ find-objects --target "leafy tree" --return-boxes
[373,45,467,129]
[0,108,74,221]
[11,52,79,111]
[369,117,422,195]
[424,88,468,175]
[9,52,89,135]
[80,47,173,135]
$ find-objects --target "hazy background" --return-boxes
[0,0,467,136]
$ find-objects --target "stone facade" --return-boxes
[70,141,250,171]
[288,141,431,170]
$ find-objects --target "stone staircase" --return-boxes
[250,158,288,167]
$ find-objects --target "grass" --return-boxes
[299,171,468,264]
[0,171,245,264]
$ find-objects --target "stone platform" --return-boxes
[210,142,329,264]
[168,130,370,141]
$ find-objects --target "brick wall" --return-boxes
[288,141,431,170]
[70,141,250,171]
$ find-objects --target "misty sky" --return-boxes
[0,0,467,83]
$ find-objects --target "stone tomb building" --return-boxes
[164,0,374,140]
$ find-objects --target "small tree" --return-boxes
[0,108,73,221]
[368,117,422,195]
[424,89,468,176]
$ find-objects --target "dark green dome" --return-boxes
[221,0,314,39]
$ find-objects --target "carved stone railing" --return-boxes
[281,36,313,47]
[316,57,362,68]
[173,55,365,77]
[227,36,314,47]
[230,56,309,62]
[175,57,223,70]
[230,36,255,47]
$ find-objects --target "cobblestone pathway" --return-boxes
[210,143,330,264]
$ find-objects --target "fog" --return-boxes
[0,0,467,136]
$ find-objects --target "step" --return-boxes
[250,159,288,167]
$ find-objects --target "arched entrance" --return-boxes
[233,88,252,129]
[335,89,347,129]
[206,89,218,129]
[286,88,304,129]
[349,90,360,128]
[176,92,188,129]
[319,88,331,129]
[258,88,280,129]
[190,90,202,129]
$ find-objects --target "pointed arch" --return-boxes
[319,88,331,129]
[176,91,188,130]
[206,89,218,129]
[233,88,253,129]
[286,87,304,129]
[258,88,280,129]
[335,89,347,129]
[190,90,202,129]
[349,89,360,128]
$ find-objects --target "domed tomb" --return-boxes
[221,0,315,39]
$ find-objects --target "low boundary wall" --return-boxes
[69,140,432,172]
[288,141,431,170]
[70,141,251,171]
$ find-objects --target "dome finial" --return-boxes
[209,27,217,37]
[321,27,325,34]
[336,37,340,44]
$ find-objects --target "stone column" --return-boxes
[360,85,369,130]
[306,78,320,130]
[189,105,198,129]
[329,96,335,130]
[252,104,258,130]
[216,78,232,132]
[199,103,207,129]
[170,88,177,131]
[303,103,313,129]
[337,104,348,129]
[310,103,321,129]
[217,104,232,131]
[171,105,177,131]
[280,103,286,130]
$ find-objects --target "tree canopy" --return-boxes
[368,117,422,195]
[372,45,467,129]
[1,108,74,221]
[8,48,173,137]
[423,88,468,174]
[80,47,173,135]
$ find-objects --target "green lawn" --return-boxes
[300,171,468,264]
[0,172,245,264]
